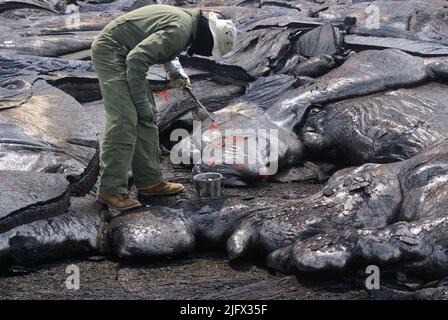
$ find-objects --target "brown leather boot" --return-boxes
[96,193,142,211]
[138,181,185,196]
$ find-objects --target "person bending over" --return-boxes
[92,4,237,210]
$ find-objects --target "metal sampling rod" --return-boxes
[185,87,217,123]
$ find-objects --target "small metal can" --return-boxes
[193,173,224,199]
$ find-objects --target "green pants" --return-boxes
[91,35,162,196]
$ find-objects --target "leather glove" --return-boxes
[164,57,191,90]
[136,104,154,123]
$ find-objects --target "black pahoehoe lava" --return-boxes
[0,196,106,268]
[175,74,304,186]
[0,60,100,233]
[301,82,448,164]
[268,141,448,278]
[2,0,448,294]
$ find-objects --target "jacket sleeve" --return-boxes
[126,24,191,118]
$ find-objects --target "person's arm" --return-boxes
[126,25,190,121]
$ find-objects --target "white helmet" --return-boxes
[208,12,237,62]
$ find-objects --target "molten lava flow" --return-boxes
[218,137,226,148]
[229,136,247,144]
[232,164,249,170]
[209,121,218,130]
[160,89,169,103]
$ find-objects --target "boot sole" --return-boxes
[96,198,142,211]
[138,185,185,197]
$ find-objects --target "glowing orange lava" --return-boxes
[161,89,169,102]
[209,121,218,130]
[229,136,247,144]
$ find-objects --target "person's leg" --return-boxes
[133,83,184,195]
[91,38,140,206]
[131,85,163,188]
[132,120,164,188]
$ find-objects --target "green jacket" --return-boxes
[99,5,201,117]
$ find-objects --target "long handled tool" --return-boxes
[186,87,217,123]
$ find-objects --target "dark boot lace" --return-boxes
[119,193,132,201]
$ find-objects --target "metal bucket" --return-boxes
[193,173,224,199]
